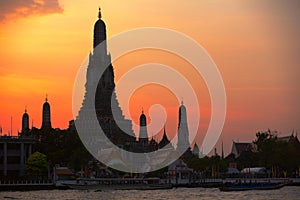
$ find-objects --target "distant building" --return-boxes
[0,135,35,177]
[277,134,299,143]
[241,167,266,174]
[53,166,75,187]
[177,101,190,153]
[41,96,52,129]
[168,159,193,185]
[21,107,30,134]
[231,141,254,158]
[228,162,238,169]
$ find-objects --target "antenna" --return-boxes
[10,116,12,136]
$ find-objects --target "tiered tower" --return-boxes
[41,96,51,129]
[76,8,134,149]
[177,100,190,153]
[21,107,29,134]
[139,109,148,144]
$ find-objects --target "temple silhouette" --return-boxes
[75,8,192,156]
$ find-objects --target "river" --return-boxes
[0,187,299,200]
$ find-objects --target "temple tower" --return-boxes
[177,100,190,153]
[41,96,51,129]
[22,107,29,134]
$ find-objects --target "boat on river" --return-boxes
[219,182,285,192]
[63,177,172,191]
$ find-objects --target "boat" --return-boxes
[63,177,173,191]
[219,182,285,192]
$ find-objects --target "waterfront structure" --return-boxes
[22,107,30,134]
[230,142,254,158]
[53,166,76,187]
[0,135,35,177]
[168,159,193,186]
[231,132,299,158]
[41,96,52,129]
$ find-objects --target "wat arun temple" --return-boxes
[75,9,192,172]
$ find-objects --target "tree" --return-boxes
[236,151,259,170]
[253,129,300,177]
[253,130,277,167]
[26,151,48,177]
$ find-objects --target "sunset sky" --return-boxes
[0,0,299,155]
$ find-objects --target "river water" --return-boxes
[0,187,299,200]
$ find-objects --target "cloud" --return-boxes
[0,0,63,22]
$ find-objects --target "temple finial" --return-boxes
[142,107,144,114]
[181,98,184,105]
[25,106,27,113]
[98,7,102,19]
[45,94,48,102]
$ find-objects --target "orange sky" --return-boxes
[0,0,299,155]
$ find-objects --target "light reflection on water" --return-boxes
[0,187,299,200]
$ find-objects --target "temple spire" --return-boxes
[42,95,51,129]
[221,140,224,159]
[98,7,102,19]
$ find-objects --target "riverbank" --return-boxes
[0,178,299,191]
[0,180,54,191]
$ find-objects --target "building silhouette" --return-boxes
[76,8,134,151]
[149,137,159,152]
[177,100,190,152]
[139,109,148,145]
[159,127,171,149]
[41,96,51,129]
[230,142,254,158]
[22,107,29,134]
[74,9,198,172]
